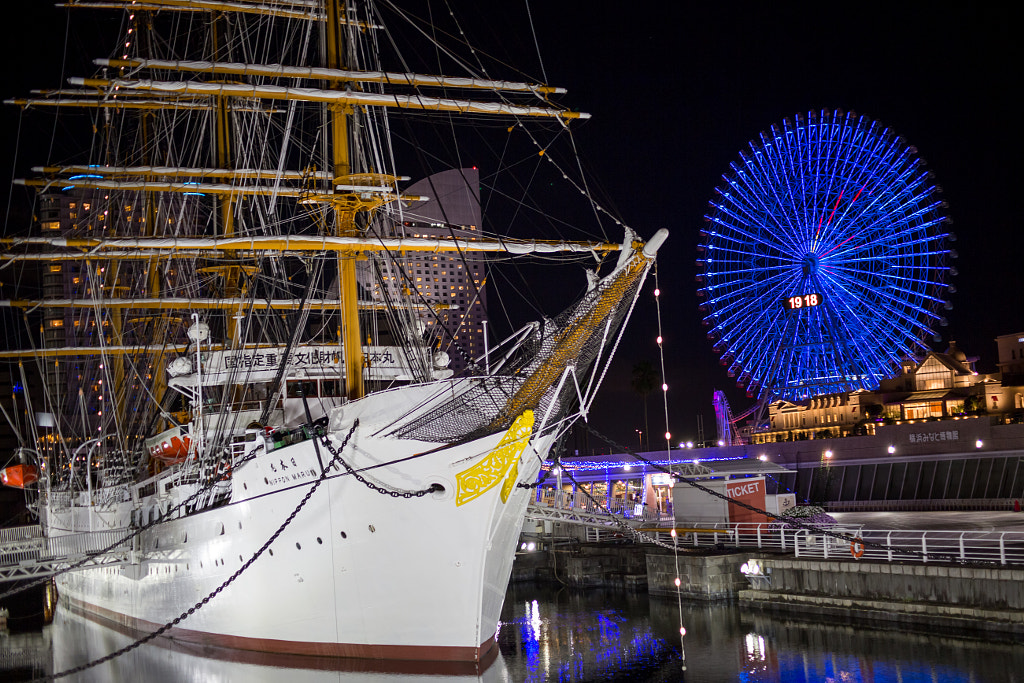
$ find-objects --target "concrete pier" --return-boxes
[512,542,1024,638]
[646,551,760,600]
[738,557,1024,638]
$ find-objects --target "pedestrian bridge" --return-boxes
[525,490,662,533]
[0,525,132,583]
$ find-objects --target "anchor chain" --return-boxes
[318,425,441,499]
[46,421,360,680]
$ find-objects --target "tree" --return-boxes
[630,360,658,450]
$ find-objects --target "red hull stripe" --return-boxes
[61,594,499,674]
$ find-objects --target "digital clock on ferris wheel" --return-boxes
[783,293,822,310]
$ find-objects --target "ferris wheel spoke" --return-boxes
[823,262,949,305]
[826,211,949,263]
[724,171,802,250]
[701,110,950,402]
[703,270,799,320]
[747,140,808,244]
[818,267,943,348]
[815,295,904,376]
[704,211,794,255]
[777,123,817,251]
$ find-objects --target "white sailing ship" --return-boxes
[0,0,665,668]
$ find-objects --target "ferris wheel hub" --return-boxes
[802,253,819,276]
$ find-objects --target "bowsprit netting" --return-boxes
[697,109,955,402]
[389,250,651,443]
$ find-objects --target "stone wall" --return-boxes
[646,551,759,600]
[740,557,1024,637]
[510,543,649,588]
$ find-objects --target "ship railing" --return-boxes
[0,526,45,567]
[643,522,1024,566]
[0,525,42,545]
[43,529,134,560]
[42,490,74,511]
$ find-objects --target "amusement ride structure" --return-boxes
[698,110,955,407]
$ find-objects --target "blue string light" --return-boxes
[697,110,954,402]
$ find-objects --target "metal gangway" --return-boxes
[0,525,133,583]
[525,490,662,534]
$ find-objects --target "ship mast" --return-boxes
[325,0,363,399]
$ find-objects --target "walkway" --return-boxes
[0,525,132,583]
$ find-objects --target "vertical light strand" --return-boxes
[651,263,684,664]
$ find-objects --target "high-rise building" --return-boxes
[368,168,488,374]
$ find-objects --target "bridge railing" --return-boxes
[44,529,134,559]
[535,490,661,522]
[644,522,1024,566]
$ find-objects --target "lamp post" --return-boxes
[635,429,643,452]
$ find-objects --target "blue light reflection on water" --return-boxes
[497,582,1024,683]
[4,583,1022,681]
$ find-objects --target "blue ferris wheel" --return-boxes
[697,110,956,403]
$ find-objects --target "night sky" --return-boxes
[2,3,1020,452]
[495,2,1023,450]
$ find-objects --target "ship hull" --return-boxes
[45,390,546,664]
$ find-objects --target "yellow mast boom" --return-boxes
[96,59,567,94]
[68,78,590,121]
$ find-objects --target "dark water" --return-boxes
[2,584,1022,682]
[498,582,1024,682]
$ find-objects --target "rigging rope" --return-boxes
[40,420,360,681]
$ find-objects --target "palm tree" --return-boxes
[631,360,658,451]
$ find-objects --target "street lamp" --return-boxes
[635,429,643,451]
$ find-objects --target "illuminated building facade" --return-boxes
[367,168,488,373]
[755,340,1024,444]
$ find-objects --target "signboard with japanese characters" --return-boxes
[171,345,418,386]
[908,429,960,444]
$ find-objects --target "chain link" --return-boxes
[581,424,968,563]
[43,422,359,681]
[318,426,440,498]
[0,443,266,604]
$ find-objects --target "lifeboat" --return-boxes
[1,464,39,488]
[144,426,193,465]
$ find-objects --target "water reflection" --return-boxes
[2,585,1023,681]
[499,583,1024,682]
[2,607,511,683]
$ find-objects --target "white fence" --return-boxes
[643,522,1024,566]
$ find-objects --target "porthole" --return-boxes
[340,531,347,539]
[269,549,274,556]
[296,542,301,550]
[316,537,322,545]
